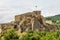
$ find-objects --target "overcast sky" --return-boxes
[0,0,60,23]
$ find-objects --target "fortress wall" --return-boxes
[15,11,41,22]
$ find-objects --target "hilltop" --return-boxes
[46,14,60,21]
[0,11,57,34]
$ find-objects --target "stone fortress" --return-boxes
[0,11,57,34]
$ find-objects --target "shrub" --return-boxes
[3,29,19,40]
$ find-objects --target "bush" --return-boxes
[3,29,19,40]
[20,31,41,40]
[20,30,60,40]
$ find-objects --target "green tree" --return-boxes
[3,29,19,40]
[20,30,40,40]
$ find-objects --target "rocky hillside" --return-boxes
[0,11,58,34]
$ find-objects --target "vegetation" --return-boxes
[0,29,60,40]
[46,14,60,21]
[20,30,60,40]
[1,29,19,40]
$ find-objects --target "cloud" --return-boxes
[0,0,60,23]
